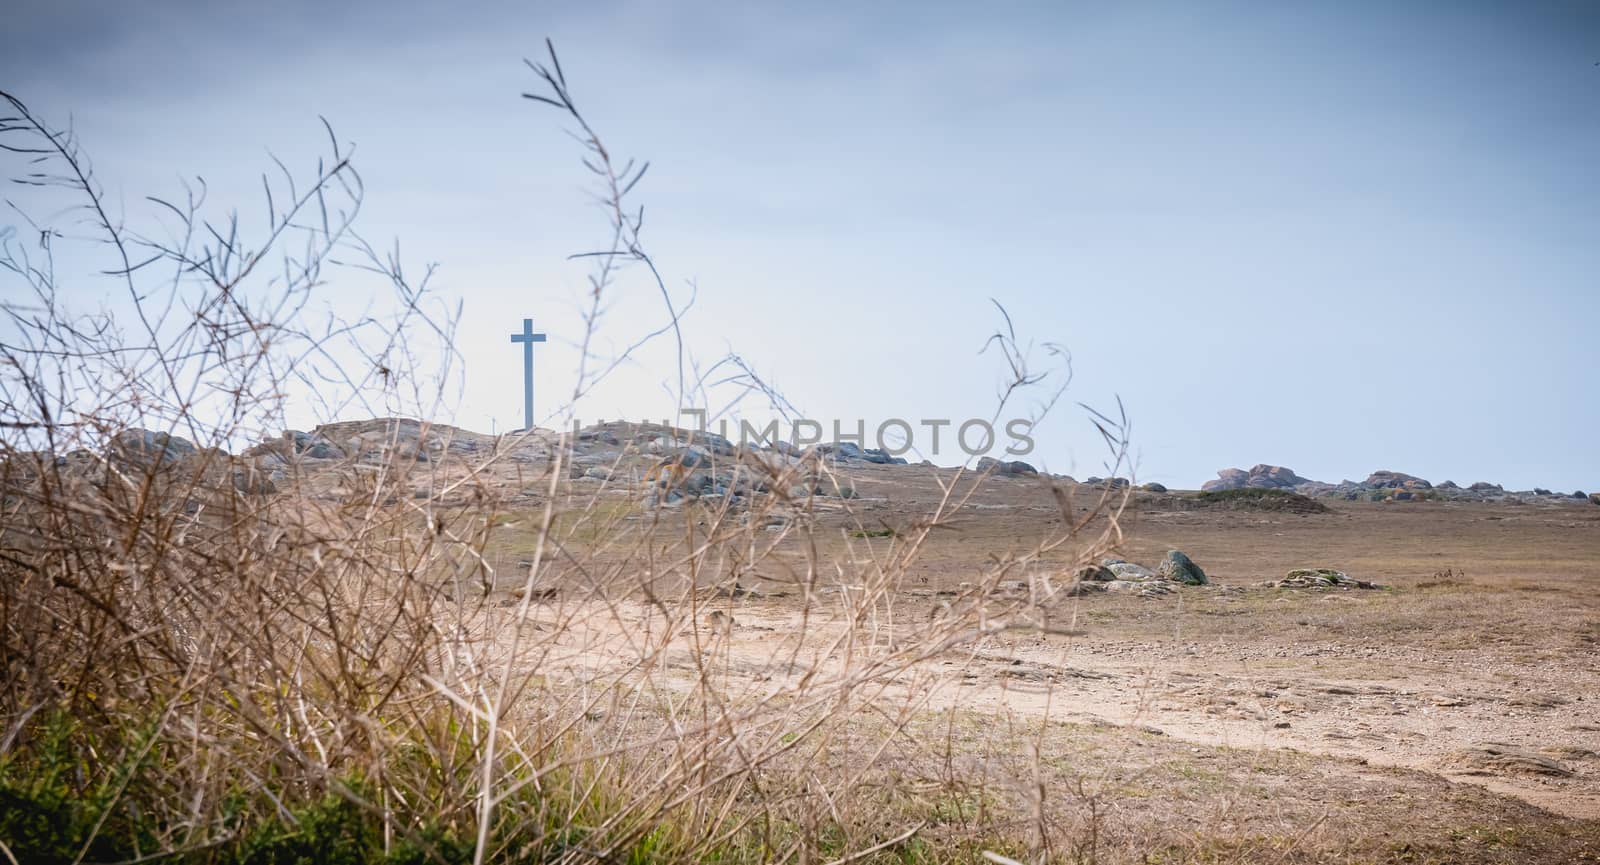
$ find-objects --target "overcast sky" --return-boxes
[3,1,1597,489]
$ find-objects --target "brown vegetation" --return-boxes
[4,46,1599,865]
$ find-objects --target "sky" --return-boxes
[2,0,1597,489]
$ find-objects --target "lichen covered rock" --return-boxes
[1157,550,1207,585]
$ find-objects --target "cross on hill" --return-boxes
[510,317,546,431]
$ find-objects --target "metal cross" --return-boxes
[509,317,547,431]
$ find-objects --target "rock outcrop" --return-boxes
[815,442,906,465]
[1362,470,1430,490]
[34,420,1597,518]
[1156,550,1207,585]
[1201,464,1308,492]
[1103,559,1155,580]
[1201,468,1249,491]
[1069,554,1208,597]
[976,456,1038,477]
[1262,568,1380,590]
[1199,462,1585,505]
[110,429,197,467]
[1447,743,1575,778]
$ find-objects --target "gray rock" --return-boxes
[576,427,620,446]
[1205,464,1313,492]
[1589,493,1600,507]
[648,447,710,482]
[1101,558,1156,580]
[111,429,197,467]
[860,447,908,465]
[1156,550,1207,585]
[682,446,712,468]
[1364,470,1430,490]
[1448,743,1574,778]
[642,430,733,455]
[1469,482,1502,492]
[1202,468,1249,492]
[696,431,737,455]
[289,430,342,460]
[817,442,868,462]
[977,456,1038,477]
[1269,568,1380,590]
[1245,464,1309,489]
[1212,465,1362,495]
[584,466,612,481]
[1140,482,1168,493]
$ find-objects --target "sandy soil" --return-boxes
[447,450,1600,857]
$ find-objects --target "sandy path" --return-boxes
[715,602,1600,820]
[489,593,1600,820]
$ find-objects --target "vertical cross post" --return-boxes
[509,318,546,431]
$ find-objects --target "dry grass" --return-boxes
[6,48,1600,865]
[0,62,1127,865]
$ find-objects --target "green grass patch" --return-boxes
[849,527,897,539]
[1197,487,1295,502]
[1193,487,1329,513]
[0,709,949,865]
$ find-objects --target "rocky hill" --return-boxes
[1201,464,1589,504]
[13,419,1593,510]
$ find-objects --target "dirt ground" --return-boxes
[464,456,1600,861]
[842,471,1600,814]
